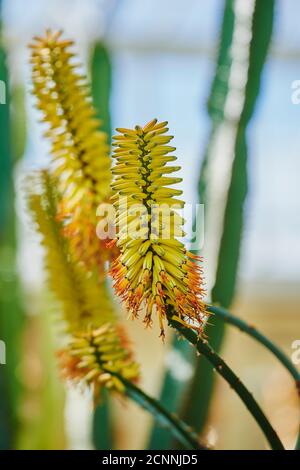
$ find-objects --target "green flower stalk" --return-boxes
[110,119,207,338]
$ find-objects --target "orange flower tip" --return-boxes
[156,282,164,297]
[110,120,206,339]
[187,251,202,261]
[130,309,139,320]
[116,278,129,291]
[135,284,144,298]
[159,329,166,341]
[155,295,165,311]
[106,239,117,249]
[144,316,153,329]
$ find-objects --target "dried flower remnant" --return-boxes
[110,119,206,337]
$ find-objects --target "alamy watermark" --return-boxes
[0,79,6,105]
[96,198,205,251]
[291,80,300,104]
[0,340,6,365]
[291,340,300,366]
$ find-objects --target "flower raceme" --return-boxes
[59,324,139,395]
[110,119,206,337]
[29,32,139,396]
[27,171,114,332]
[28,171,139,393]
[29,30,112,272]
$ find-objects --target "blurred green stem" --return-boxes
[168,313,284,450]
[90,40,113,450]
[147,336,194,449]
[296,432,300,451]
[151,1,275,448]
[181,0,275,435]
[92,389,113,450]
[208,304,300,450]
[208,305,300,383]
[90,42,112,142]
[0,4,25,448]
[110,374,206,450]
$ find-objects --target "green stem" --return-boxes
[207,304,300,450]
[208,305,300,384]
[112,373,207,450]
[168,316,285,450]
[296,431,300,451]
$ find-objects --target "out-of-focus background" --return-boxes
[0,0,299,450]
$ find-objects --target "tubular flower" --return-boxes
[58,324,139,395]
[57,198,111,274]
[110,119,206,337]
[28,170,114,332]
[29,30,112,271]
[28,171,139,394]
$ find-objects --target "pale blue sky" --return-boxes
[3,0,300,284]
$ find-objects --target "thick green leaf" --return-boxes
[0,10,25,449]
[90,41,113,450]
[16,311,66,450]
[182,0,275,435]
[149,0,275,448]
[90,42,112,143]
[10,85,27,163]
[119,374,205,450]
[0,31,10,231]
[148,337,194,449]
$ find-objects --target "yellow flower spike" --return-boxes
[27,170,114,332]
[29,30,113,273]
[30,30,111,202]
[28,170,139,395]
[58,325,139,396]
[110,119,207,338]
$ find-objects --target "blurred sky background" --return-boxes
[3,0,300,288]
